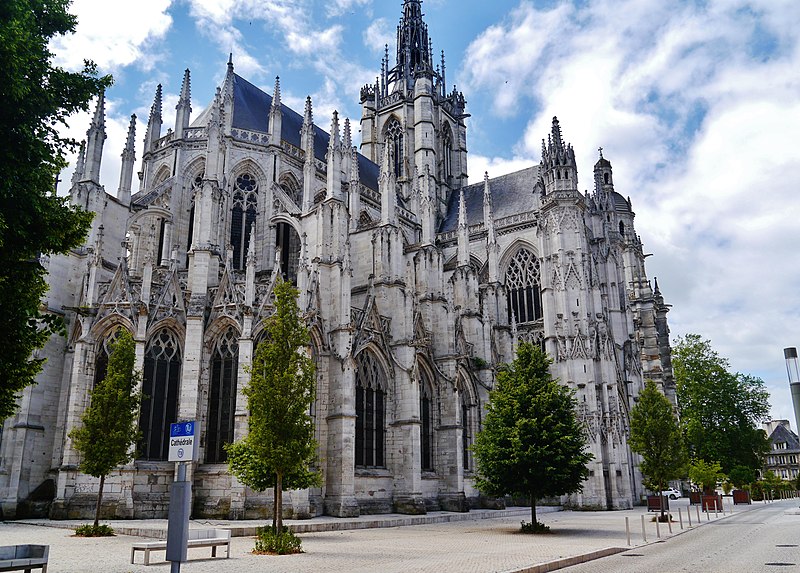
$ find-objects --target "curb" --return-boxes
[504,547,628,573]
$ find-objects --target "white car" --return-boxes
[660,488,682,500]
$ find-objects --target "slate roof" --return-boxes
[611,191,631,213]
[229,74,380,192]
[439,166,540,234]
[769,423,800,450]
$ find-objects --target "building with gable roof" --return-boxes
[0,0,673,519]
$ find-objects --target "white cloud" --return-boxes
[51,0,173,72]
[364,18,394,54]
[326,0,371,18]
[461,0,800,423]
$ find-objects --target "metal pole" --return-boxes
[641,514,647,542]
[655,516,660,538]
[678,507,683,530]
[667,513,672,534]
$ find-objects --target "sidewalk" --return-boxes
[1,499,771,573]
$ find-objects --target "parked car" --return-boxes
[660,488,682,500]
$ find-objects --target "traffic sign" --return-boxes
[168,421,198,462]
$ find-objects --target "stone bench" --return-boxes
[0,545,49,573]
[130,528,231,566]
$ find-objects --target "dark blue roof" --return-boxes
[231,74,379,191]
[439,167,539,233]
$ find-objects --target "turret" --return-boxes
[457,187,469,267]
[83,91,106,183]
[269,76,282,147]
[349,145,361,232]
[483,172,499,283]
[301,96,316,211]
[326,111,342,201]
[380,142,397,224]
[71,141,86,186]
[143,84,163,154]
[174,69,191,139]
[117,114,137,204]
[540,116,578,194]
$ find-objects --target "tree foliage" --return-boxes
[226,280,319,536]
[69,330,140,527]
[728,465,756,489]
[472,343,592,529]
[629,380,687,519]
[673,334,770,474]
[688,459,724,493]
[0,0,111,421]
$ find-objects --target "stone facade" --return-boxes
[0,0,673,519]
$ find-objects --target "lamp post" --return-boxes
[783,348,800,488]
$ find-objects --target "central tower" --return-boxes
[360,0,468,234]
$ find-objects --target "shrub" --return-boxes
[520,521,551,534]
[75,524,115,537]
[254,525,302,555]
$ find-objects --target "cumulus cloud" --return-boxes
[51,0,173,72]
[326,0,371,18]
[364,18,394,54]
[461,0,800,422]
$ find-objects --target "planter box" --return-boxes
[689,491,701,505]
[732,490,751,505]
[647,495,669,512]
[701,494,721,512]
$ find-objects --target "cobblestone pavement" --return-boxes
[0,500,774,573]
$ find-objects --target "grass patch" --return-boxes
[74,524,115,537]
[253,526,303,555]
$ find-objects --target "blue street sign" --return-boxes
[170,421,195,437]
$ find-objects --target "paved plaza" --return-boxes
[0,499,784,573]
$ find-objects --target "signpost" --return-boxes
[166,421,198,573]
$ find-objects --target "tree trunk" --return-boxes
[531,493,537,526]
[659,479,665,522]
[276,472,283,535]
[94,474,105,529]
[272,483,277,530]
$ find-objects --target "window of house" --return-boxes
[504,247,543,324]
[139,330,181,460]
[206,327,238,463]
[230,173,258,270]
[355,352,385,468]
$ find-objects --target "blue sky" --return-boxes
[53,0,800,429]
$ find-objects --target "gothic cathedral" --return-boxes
[0,0,673,519]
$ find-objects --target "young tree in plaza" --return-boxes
[673,334,770,473]
[629,380,688,521]
[226,280,319,552]
[472,342,592,532]
[69,330,140,530]
[0,0,110,421]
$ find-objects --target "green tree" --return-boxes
[688,459,724,494]
[472,342,592,531]
[728,465,756,489]
[226,280,319,539]
[0,0,110,421]
[673,334,770,474]
[629,380,688,521]
[69,330,140,528]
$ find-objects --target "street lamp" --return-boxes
[783,347,800,487]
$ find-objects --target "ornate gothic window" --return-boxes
[385,118,403,179]
[419,368,434,472]
[275,222,301,285]
[93,329,122,387]
[139,330,181,460]
[206,327,239,463]
[459,381,475,472]
[186,173,203,266]
[442,124,453,181]
[505,248,543,324]
[355,352,386,468]
[230,173,258,270]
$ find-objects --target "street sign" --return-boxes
[168,421,198,462]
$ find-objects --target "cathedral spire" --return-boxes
[457,186,469,267]
[380,142,397,224]
[483,172,500,283]
[269,76,283,146]
[540,116,577,194]
[144,84,163,153]
[327,111,342,200]
[301,96,315,211]
[83,91,106,183]
[395,0,432,90]
[117,114,137,204]
[175,69,192,139]
[71,141,86,185]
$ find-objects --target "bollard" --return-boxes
[687,505,692,527]
[667,513,673,534]
[714,500,719,519]
[641,514,647,542]
[626,516,631,546]
[655,515,661,538]
[678,507,684,530]
[696,504,701,523]
[706,504,710,521]
[722,498,726,515]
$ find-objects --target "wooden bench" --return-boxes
[130,528,231,566]
[0,545,49,573]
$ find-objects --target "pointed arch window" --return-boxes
[442,124,453,182]
[139,330,181,460]
[355,351,386,468]
[230,173,258,270]
[93,329,122,388]
[206,327,239,463]
[505,248,543,324]
[186,173,203,267]
[275,222,301,285]
[419,367,434,472]
[385,118,404,179]
[458,379,475,472]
